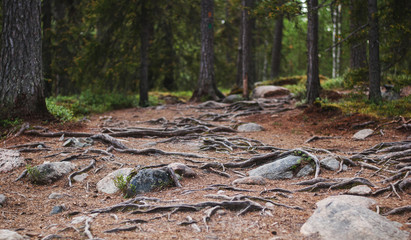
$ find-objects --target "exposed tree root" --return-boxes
[104,225,137,233]
[295,177,375,192]
[91,134,128,149]
[382,205,411,216]
[113,147,209,159]
[68,159,96,187]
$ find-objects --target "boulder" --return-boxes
[237,123,264,132]
[320,157,347,171]
[251,86,290,99]
[126,168,172,197]
[97,168,133,194]
[223,94,244,103]
[296,164,314,178]
[28,162,75,184]
[232,176,267,186]
[0,149,24,173]
[300,195,410,240]
[168,163,196,178]
[0,229,24,240]
[353,129,374,140]
[248,155,305,180]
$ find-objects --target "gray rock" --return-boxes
[62,137,93,148]
[300,195,410,240]
[347,185,372,196]
[0,149,24,173]
[353,129,374,140]
[168,163,196,178]
[73,173,88,182]
[237,123,264,132]
[28,162,75,184]
[48,193,64,199]
[320,157,347,171]
[0,229,24,240]
[251,86,290,99]
[50,205,65,215]
[126,168,172,197]
[296,164,314,178]
[197,101,228,109]
[248,155,303,180]
[232,176,267,185]
[0,194,6,207]
[97,168,134,194]
[223,94,243,103]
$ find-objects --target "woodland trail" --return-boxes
[0,99,410,239]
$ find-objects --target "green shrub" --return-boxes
[46,98,75,122]
[343,68,368,89]
[26,165,45,184]
[322,77,345,90]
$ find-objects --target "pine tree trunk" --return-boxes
[241,0,253,97]
[0,0,48,119]
[191,0,223,102]
[42,0,52,97]
[270,15,283,79]
[163,5,175,91]
[349,0,367,69]
[140,1,150,107]
[368,0,382,103]
[235,21,243,87]
[306,0,320,104]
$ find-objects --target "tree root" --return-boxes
[295,177,375,192]
[104,225,137,233]
[382,205,411,216]
[113,147,209,159]
[68,159,96,187]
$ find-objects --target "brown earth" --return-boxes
[0,102,410,239]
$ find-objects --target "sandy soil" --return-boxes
[0,102,410,239]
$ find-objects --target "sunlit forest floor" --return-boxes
[0,100,410,239]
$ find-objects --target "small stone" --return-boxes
[48,193,64,199]
[265,202,275,209]
[232,176,266,185]
[353,129,374,140]
[0,229,24,240]
[320,157,347,171]
[237,123,264,132]
[73,173,88,182]
[347,185,372,196]
[296,164,314,178]
[50,205,65,215]
[0,194,6,207]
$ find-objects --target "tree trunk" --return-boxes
[235,20,243,87]
[368,0,382,103]
[270,15,284,79]
[190,0,223,102]
[0,0,49,119]
[331,3,342,78]
[306,0,320,104]
[349,0,367,69]
[241,0,253,98]
[163,20,175,91]
[42,0,52,97]
[140,1,150,107]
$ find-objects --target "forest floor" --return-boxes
[0,99,410,239]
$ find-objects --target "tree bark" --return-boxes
[42,0,52,97]
[306,0,320,104]
[270,15,284,79]
[0,0,49,119]
[368,0,382,103]
[241,0,254,97]
[349,0,367,69]
[331,3,342,78]
[190,0,223,102]
[140,1,150,107]
[235,20,243,87]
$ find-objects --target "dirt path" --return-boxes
[0,101,410,239]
